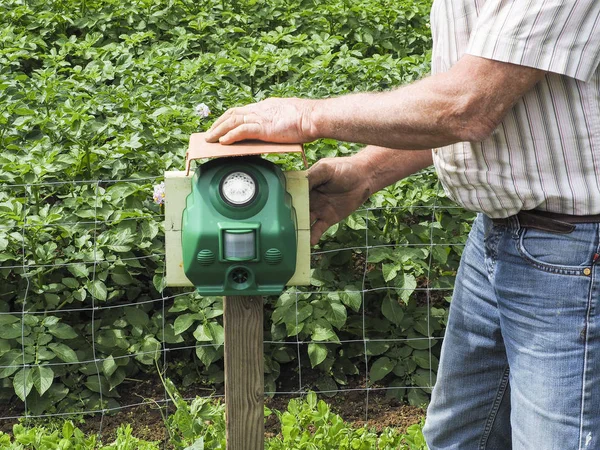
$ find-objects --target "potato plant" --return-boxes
[0,0,473,414]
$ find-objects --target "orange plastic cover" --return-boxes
[185,132,308,175]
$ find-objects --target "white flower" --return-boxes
[195,103,211,118]
[153,182,165,205]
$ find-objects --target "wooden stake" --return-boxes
[224,296,264,450]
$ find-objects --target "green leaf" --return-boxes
[42,317,59,327]
[367,248,394,263]
[162,324,184,344]
[0,315,19,326]
[141,221,159,239]
[103,355,118,377]
[339,287,362,312]
[413,318,432,336]
[68,263,89,278]
[393,361,408,377]
[107,367,126,390]
[315,375,338,397]
[382,263,399,282]
[196,345,219,367]
[124,307,149,329]
[326,302,347,329]
[346,213,366,230]
[365,341,390,356]
[208,322,224,346]
[397,273,417,303]
[153,274,165,293]
[107,183,138,201]
[0,322,21,339]
[87,280,107,301]
[193,323,212,342]
[111,267,135,286]
[48,343,78,363]
[84,375,110,395]
[381,295,404,325]
[140,337,161,363]
[413,350,439,370]
[406,330,434,349]
[432,245,448,264]
[63,421,74,440]
[32,365,54,396]
[13,368,33,401]
[408,388,430,407]
[0,351,22,378]
[308,343,328,368]
[48,323,78,340]
[369,357,395,383]
[174,313,198,335]
[311,323,337,342]
[385,378,407,402]
[62,277,79,289]
[412,368,436,389]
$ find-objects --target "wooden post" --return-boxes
[224,296,264,450]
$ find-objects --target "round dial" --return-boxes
[220,171,257,206]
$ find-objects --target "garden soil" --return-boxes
[0,372,424,446]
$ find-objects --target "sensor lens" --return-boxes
[223,231,256,260]
[220,171,256,206]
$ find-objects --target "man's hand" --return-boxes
[308,147,433,245]
[204,97,317,145]
[308,156,373,246]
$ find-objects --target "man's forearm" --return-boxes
[307,56,546,150]
[353,145,433,193]
[309,79,465,150]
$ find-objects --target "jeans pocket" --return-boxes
[516,224,598,274]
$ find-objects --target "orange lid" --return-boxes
[185,132,308,175]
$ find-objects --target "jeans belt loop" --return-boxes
[510,214,521,233]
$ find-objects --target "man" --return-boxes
[205,1,600,448]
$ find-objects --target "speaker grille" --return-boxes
[196,249,215,266]
[265,248,283,265]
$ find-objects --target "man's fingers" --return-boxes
[207,108,235,132]
[206,107,255,142]
[310,219,331,246]
[307,159,334,190]
[218,123,263,145]
[309,191,329,221]
[204,114,246,143]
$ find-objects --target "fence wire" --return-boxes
[0,175,467,444]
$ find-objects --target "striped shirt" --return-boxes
[430,0,600,218]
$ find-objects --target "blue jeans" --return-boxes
[423,214,600,450]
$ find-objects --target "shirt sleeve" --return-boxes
[467,0,600,82]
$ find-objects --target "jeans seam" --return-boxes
[485,229,502,277]
[578,266,594,449]
[479,365,510,450]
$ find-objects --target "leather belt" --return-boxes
[491,210,600,234]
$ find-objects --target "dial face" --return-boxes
[220,171,257,206]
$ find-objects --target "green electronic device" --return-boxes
[181,156,297,296]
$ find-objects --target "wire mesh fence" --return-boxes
[0,174,473,443]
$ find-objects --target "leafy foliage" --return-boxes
[0,0,474,413]
[0,421,158,449]
[0,390,427,449]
